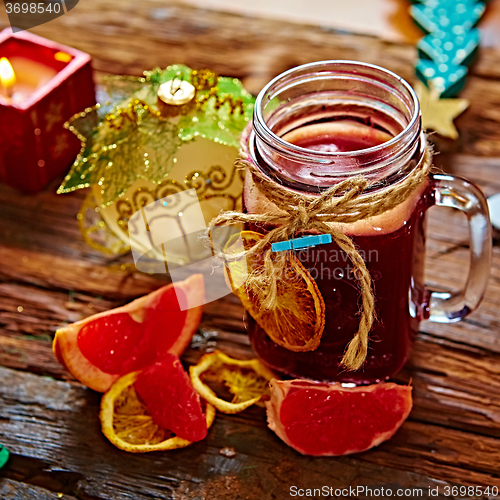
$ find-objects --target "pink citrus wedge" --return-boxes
[266,379,412,456]
[53,274,204,392]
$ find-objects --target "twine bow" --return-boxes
[209,147,433,371]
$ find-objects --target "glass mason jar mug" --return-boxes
[243,61,492,384]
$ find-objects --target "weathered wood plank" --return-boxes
[0,479,77,500]
[400,334,500,437]
[0,335,70,381]
[0,246,162,301]
[1,314,500,447]
[0,365,497,500]
[2,323,499,438]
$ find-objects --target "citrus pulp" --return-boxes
[54,274,204,392]
[266,379,412,456]
[100,354,215,453]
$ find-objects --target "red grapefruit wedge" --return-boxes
[100,354,215,453]
[53,274,204,393]
[134,354,208,442]
[266,379,412,456]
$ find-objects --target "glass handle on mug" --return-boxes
[426,174,492,323]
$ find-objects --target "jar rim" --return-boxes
[253,60,421,162]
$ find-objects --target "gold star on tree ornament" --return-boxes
[415,81,469,140]
[410,0,485,139]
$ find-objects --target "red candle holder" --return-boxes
[0,28,95,193]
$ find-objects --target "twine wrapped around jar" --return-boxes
[209,146,433,371]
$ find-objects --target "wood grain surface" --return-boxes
[0,1,500,499]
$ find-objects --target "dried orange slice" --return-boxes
[224,230,325,352]
[100,369,215,453]
[190,350,275,414]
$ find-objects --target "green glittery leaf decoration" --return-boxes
[95,120,181,207]
[59,105,181,206]
[144,65,194,104]
[58,65,253,204]
[103,66,193,108]
[178,76,254,149]
[156,65,193,84]
[104,76,149,106]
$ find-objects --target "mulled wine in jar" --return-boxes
[241,61,491,384]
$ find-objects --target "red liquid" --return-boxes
[288,121,393,153]
[246,122,430,384]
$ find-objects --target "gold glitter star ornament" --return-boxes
[415,81,469,140]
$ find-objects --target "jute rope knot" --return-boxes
[209,147,433,371]
[297,202,309,226]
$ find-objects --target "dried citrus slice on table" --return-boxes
[190,350,275,413]
[101,354,215,453]
[267,379,412,456]
[223,230,325,352]
[53,274,204,392]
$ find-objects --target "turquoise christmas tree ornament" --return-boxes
[418,29,480,66]
[416,59,468,96]
[410,1,485,35]
[410,0,485,98]
[410,0,485,137]
[416,29,480,96]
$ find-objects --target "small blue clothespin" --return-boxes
[271,234,332,253]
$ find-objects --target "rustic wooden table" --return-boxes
[1,1,500,499]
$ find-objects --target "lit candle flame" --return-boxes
[0,57,16,94]
[54,51,72,63]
